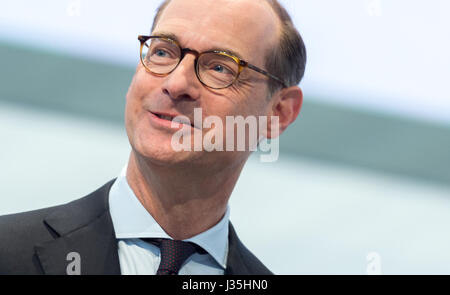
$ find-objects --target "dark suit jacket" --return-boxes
[0,179,272,275]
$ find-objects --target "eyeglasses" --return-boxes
[138,35,287,90]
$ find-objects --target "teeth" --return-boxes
[155,113,193,128]
[172,117,191,126]
[159,115,173,121]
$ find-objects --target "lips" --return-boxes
[154,113,175,121]
[151,111,196,128]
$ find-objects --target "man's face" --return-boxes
[125,0,280,171]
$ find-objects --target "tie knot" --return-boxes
[143,238,200,275]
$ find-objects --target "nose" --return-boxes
[161,52,201,101]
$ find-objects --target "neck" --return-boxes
[126,151,246,240]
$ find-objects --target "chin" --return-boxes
[131,135,200,167]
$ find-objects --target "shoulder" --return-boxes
[0,204,64,274]
[0,178,114,242]
[0,179,116,274]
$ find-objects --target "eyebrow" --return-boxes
[152,31,245,60]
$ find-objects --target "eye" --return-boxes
[211,63,233,75]
[154,49,168,57]
[213,65,224,72]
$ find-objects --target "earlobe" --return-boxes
[266,86,303,139]
[288,86,303,122]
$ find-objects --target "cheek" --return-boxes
[203,89,268,129]
[125,69,157,116]
[127,71,149,100]
[125,72,152,137]
[125,85,140,128]
[128,63,161,95]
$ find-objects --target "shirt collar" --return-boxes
[109,165,230,269]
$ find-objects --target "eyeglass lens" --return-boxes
[142,38,240,88]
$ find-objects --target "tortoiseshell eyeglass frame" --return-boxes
[138,35,287,90]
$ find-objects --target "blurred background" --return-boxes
[1,0,449,274]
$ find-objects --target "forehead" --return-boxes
[154,0,280,65]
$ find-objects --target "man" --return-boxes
[0,0,305,275]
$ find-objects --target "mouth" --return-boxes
[150,111,196,129]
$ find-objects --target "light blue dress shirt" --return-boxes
[109,165,230,275]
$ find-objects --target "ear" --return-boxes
[266,86,303,139]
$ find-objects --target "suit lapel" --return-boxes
[34,180,121,275]
[225,223,251,275]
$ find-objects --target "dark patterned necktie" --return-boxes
[142,238,201,275]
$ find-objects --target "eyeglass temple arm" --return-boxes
[138,35,149,42]
[245,63,287,88]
